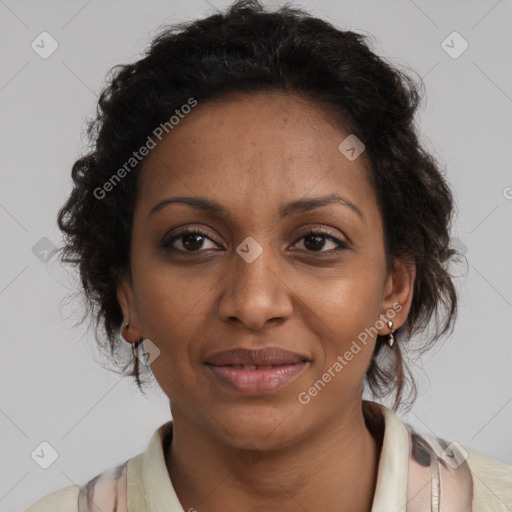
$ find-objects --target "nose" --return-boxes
[216,242,294,330]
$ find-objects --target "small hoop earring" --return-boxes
[386,320,395,348]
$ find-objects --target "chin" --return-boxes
[209,401,308,450]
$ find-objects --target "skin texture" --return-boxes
[117,91,416,511]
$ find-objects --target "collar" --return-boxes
[129,400,410,511]
[363,400,410,511]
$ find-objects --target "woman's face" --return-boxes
[118,91,415,448]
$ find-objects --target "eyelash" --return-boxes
[161,227,348,255]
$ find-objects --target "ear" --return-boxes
[116,270,143,342]
[377,258,416,335]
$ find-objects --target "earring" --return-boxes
[124,323,143,351]
[387,320,395,348]
[133,338,144,352]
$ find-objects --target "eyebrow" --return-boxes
[148,194,364,221]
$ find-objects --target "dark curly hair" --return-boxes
[55,0,464,411]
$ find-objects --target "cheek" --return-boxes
[304,266,383,374]
[143,312,203,406]
[132,250,202,333]
[131,269,206,382]
[308,264,383,330]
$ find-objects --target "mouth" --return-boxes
[204,347,311,395]
[204,347,310,395]
[205,346,309,366]
[205,363,308,394]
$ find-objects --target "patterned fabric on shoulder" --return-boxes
[405,423,473,512]
[77,461,128,512]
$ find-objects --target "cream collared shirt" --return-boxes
[26,401,512,511]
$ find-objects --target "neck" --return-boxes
[165,400,382,512]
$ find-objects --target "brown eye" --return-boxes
[161,228,219,252]
[293,229,348,254]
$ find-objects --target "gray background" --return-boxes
[1,0,511,510]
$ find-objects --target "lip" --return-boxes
[205,347,309,366]
[204,347,310,395]
[206,363,308,394]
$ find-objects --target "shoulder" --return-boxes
[25,460,129,512]
[462,444,512,511]
[401,419,512,511]
[25,421,172,512]
[25,484,79,512]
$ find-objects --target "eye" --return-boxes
[161,227,220,253]
[292,228,348,254]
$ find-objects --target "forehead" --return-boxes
[136,91,379,227]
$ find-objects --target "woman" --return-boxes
[27,1,512,511]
